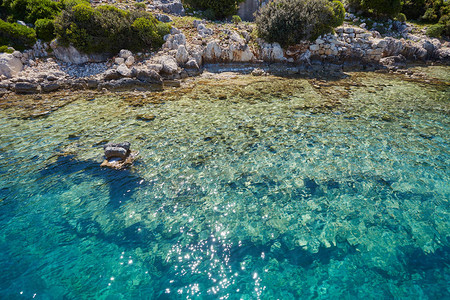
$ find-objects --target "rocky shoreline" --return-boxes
[1,16,449,97]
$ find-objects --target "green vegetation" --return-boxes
[396,13,407,23]
[35,18,55,42]
[345,0,449,37]
[0,45,14,53]
[256,0,345,47]
[54,3,170,54]
[361,0,402,18]
[426,23,445,37]
[1,0,61,24]
[181,0,245,19]
[232,15,242,25]
[134,2,146,10]
[0,19,36,50]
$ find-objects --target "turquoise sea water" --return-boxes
[0,67,449,299]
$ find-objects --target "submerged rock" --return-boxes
[101,142,138,170]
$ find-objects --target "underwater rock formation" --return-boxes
[101,142,138,169]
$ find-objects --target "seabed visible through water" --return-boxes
[0,66,449,299]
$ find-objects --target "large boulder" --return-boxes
[104,146,128,160]
[136,69,163,84]
[176,45,189,65]
[230,44,254,62]
[203,41,222,62]
[260,43,285,62]
[159,55,179,74]
[0,53,23,78]
[50,39,108,64]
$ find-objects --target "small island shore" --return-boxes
[1,2,449,97]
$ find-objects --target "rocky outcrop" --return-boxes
[0,53,23,78]
[203,41,222,62]
[50,39,108,64]
[101,142,138,169]
[14,82,39,94]
[149,0,185,16]
[159,55,179,74]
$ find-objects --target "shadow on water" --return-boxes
[40,154,148,210]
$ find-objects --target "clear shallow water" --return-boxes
[0,67,449,299]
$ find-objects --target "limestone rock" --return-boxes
[197,24,214,37]
[176,45,189,65]
[230,44,254,62]
[117,64,132,77]
[115,57,125,65]
[103,69,121,81]
[50,40,107,64]
[185,59,199,69]
[203,41,222,62]
[119,49,132,59]
[125,56,135,67]
[154,13,173,23]
[147,63,163,73]
[136,69,163,84]
[160,55,179,74]
[0,53,23,78]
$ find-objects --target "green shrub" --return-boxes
[256,0,345,47]
[438,14,450,36]
[0,45,14,53]
[421,0,450,23]
[202,8,216,20]
[232,15,242,24]
[361,0,402,17]
[0,19,36,50]
[35,18,55,42]
[181,0,245,19]
[54,3,169,54]
[344,0,361,10]
[134,2,146,10]
[401,0,426,20]
[396,13,407,22]
[426,23,445,37]
[2,0,61,24]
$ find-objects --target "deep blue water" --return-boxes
[0,70,449,299]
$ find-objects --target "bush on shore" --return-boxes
[181,0,245,19]
[0,19,36,50]
[360,0,402,18]
[35,18,55,42]
[256,0,345,47]
[54,3,170,54]
[1,0,61,24]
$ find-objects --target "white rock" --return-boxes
[50,39,107,64]
[12,51,22,58]
[119,49,132,59]
[315,39,324,44]
[147,63,163,72]
[125,56,135,67]
[271,43,284,61]
[176,45,189,64]
[0,53,23,78]
[159,55,178,74]
[230,44,254,62]
[230,32,245,44]
[115,57,125,65]
[117,64,132,77]
[203,40,222,62]
[310,44,319,51]
[185,59,199,69]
